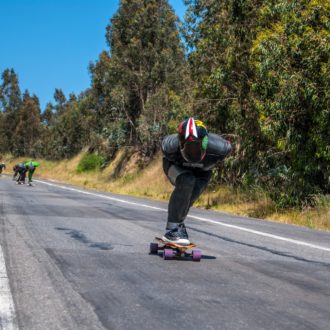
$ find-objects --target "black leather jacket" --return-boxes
[161,133,232,172]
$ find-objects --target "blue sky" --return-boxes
[0,0,186,110]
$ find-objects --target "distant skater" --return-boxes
[16,162,27,184]
[25,160,39,185]
[13,164,19,180]
[0,162,5,175]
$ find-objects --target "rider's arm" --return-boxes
[161,134,180,161]
[207,133,232,160]
[161,134,181,175]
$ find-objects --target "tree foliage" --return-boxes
[0,68,22,152]
[250,0,330,206]
[12,91,41,156]
[184,0,329,206]
[104,0,190,155]
[183,0,264,182]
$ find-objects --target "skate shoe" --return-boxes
[162,223,190,245]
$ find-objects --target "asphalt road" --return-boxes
[0,175,329,330]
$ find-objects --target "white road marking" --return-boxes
[36,180,330,252]
[188,215,330,252]
[0,246,18,330]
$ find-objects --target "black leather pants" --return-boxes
[166,164,212,229]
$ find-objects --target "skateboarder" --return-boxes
[15,162,27,184]
[0,162,5,174]
[161,117,232,245]
[12,164,19,180]
[25,160,39,185]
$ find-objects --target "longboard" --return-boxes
[150,237,202,261]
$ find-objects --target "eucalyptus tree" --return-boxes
[251,0,330,206]
[53,88,67,116]
[42,102,55,127]
[183,0,264,185]
[104,0,189,154]
[89,50,124,141]
[0,68,22,152]
[13,91,41,156]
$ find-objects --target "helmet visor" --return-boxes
[180,140,205,163]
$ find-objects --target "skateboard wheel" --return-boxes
[149,243,159,254]
[163,249,175,260]
[192,250,202,262]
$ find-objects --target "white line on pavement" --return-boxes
[35,180,330,252]
[188,215,330,252]
[0,246,18,330]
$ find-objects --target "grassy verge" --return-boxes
[2,152,329,231]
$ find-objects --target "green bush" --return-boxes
[77,153,104,173]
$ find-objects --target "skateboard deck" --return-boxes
[155,237,196,250]
[150,237,202,261]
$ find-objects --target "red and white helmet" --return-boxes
[178,117,208,162]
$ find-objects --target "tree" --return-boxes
[54,88,67,115]
[42,102,55,127]
[13,91,41,156]
[105,0,190,154]
[251,0,330,206]
[184,0,264,184]
[0,68,22,152]
[41,92,96,159]
[89,51,124,135]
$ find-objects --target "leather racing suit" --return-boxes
[161,132,232,228]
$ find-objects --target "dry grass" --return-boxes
[195,187,330,231]
[268,198,330,231]
[2,152,329,231]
